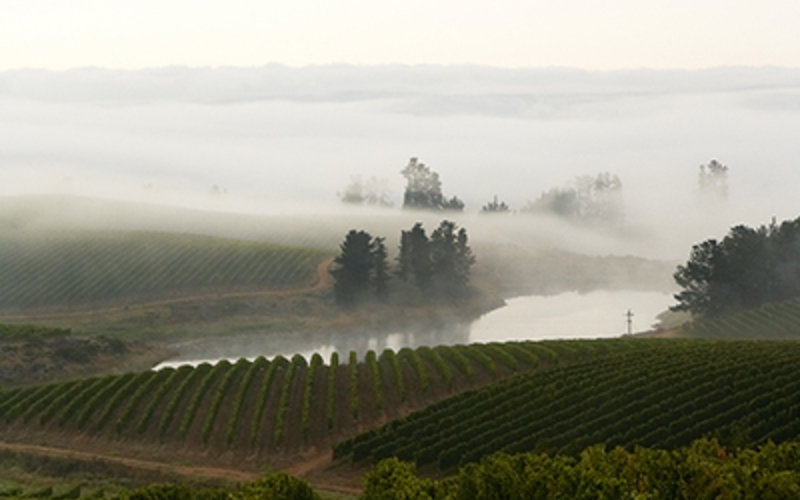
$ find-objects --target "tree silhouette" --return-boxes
[372,237,390,300]
[331,230,374,307]
[673,216,800,317]
[480,195,510,214]
[400,157,464,212]
[698,159,729,200]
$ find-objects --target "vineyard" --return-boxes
[0,231,327,313]
[682,296,800,339]
[0,339,658,463]
[335,339,800,471]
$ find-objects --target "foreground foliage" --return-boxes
[362,439,800,500]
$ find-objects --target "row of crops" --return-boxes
[0,230,327,312]
[0,339,661,456]
[334,339,800,470]
[683,296,800,339]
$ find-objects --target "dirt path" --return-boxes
[282,451,362,496]
[0,257,335,322]
[0,441,361,496]
[0,441,258,482]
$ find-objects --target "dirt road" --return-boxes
[0,441,257,482]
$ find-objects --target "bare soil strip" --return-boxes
[0,441,257,482]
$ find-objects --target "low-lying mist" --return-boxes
[2,65,799,264]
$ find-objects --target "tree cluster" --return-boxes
[400,158,464,211]
[521,172,624,226]
[338,175,394,207]
[331,220,475,307]
[479,195,510,214]
[673,215,800,317]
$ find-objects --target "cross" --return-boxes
[626,309,634,335]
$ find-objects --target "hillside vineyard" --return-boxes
[335,340,800,470]
[0,339,665,461]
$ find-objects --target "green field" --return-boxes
[0,231,327,313]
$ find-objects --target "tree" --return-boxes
[407,223,432,290]
[672,216,800,317]
[398,221,474,297]
[339,175,393,206]
[330,230,374,307]
[372,237,390,300]
[454,226,476,289]
[522,172,623,225]
[480,195,510,214]
[400,157,464,212]
[396,230,412,281]
[698,159,729,200]
[522,187,581,218]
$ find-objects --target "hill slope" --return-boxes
[0,230,327,314]
[335,339,800,470]
[0,339,660,468]
[679,296,800,339]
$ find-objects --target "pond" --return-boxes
[154,289,675,369]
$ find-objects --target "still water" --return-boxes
[154,290,674,369]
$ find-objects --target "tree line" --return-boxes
[341,158,729,227]
[330,220,475,307]
[673,214,800,317]
[340,156,629,227]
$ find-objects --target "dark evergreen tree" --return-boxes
[430,220,475,296]
[396,230,412,281]
[430,221,458,293]
[673,216,800,317]
[408,223,432,290]
[454,226,476,288]
[330,230,374,307]
[371,237,390,300]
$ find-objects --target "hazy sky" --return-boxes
[3,1,799,70]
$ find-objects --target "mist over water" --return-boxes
[154,289,673,369]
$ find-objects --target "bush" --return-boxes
[362,458,437,500]
[237,473,319,500]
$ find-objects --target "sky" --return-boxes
[2,1,800,70]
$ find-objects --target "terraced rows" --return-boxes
[0,339,657,458]
[683,296,800,339]
[0,230,327,311]
[334,340,800,470]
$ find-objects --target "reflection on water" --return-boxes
[155,322,471,369]
[470,290,675,343]
[154,290,675,369]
